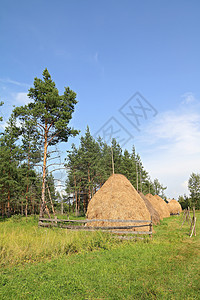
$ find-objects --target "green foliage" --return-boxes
[188,172,200,209]
[11,214,22,222]
[153,178,167,198]
[0,114,22,216]
[25,68,79,145]
[0,112,46,217]
[13,69,79,217]
[178,194,191,209]
[0,100,3,122]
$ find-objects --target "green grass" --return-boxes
[0,214,122,267]
[0,213,200,299]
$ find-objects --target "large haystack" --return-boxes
[167,200,182,215]
[138,192,160,225]
[145,194,170,219]
[86,174,151,231]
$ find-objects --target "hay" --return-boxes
[138,192,160,225]
[86,174,151,231]
[167,199,182,215]
[145,194,170,219]
[154,195,170,218]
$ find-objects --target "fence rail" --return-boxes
[39,217,153,236]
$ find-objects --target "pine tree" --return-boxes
[0,114,21,216]
[153,178,167,198]
[14,69,79,217]
[111,139,122,174]
[66,143,81,215]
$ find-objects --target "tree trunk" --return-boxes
[25,144,30,219]
[78,179,81,215]
[83,193,87,213]
[136,162,138,192]
[73,169,78,216]
[7,189,10,217]
[21,201,23,215]
[47,184,56,218]
[88,167,91,203]
[60,192,64,215]
[25,202,28,218]
[40,122,48,217]
[78,188,80,215]
[72,192,74,213]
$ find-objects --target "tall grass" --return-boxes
[0,215,126,267]
[1,212,199,268]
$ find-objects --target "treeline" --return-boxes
[65,126,166,215]
[0,69,167,218]
[0,113,57,217]
[0,114,166,217]
[178,172,200,210]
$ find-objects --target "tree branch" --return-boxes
[47,122,54,132]
[47,131,61,146]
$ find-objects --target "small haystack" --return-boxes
[86,174,151,231]
[145,194,170,219]
[167,199,182,215]
[138,192,160,225]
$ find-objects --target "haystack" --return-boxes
[86,174,151,231]
[138,192,160,225]
[167,200,182,215]
[145,194,170,219]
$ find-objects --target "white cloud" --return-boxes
[0,78,29,88]
[15,92,31,105]
[181,92,196,104]
[145,111,200,155]
[135,99,200,199]
[0,120,7,131]
[181,180,188,190]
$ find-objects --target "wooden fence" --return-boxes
[38,217,153,236]
[181,207,196,237]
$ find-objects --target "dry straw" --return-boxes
[86,174,151,231]
[145,194,170,219]
[138,192,160,225]
[167,199,182,215]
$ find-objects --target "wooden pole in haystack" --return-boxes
[110,140,115,174]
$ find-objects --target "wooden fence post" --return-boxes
[190,207,196,238]
[150,216,153,237]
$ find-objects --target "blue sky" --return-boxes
[0,0,200,198]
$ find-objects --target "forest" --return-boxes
[0,69,191,219]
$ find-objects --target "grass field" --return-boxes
[0,213,200,299]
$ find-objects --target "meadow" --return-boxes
[0,213,199,299]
